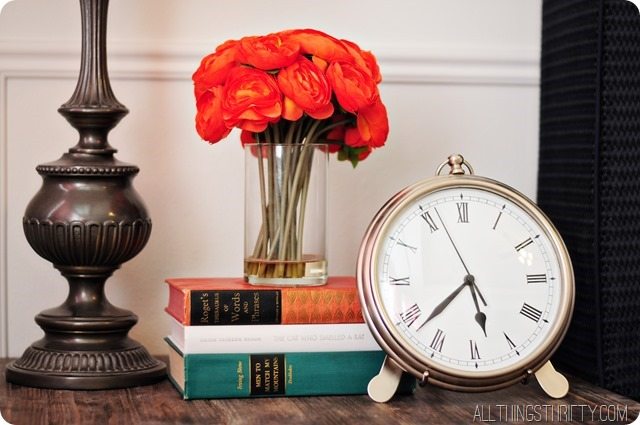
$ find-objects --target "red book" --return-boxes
[165,276,364,326]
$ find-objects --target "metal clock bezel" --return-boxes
[357,174,575,392]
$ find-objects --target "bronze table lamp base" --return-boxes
[5,267,167,389]
[5,0,165,389]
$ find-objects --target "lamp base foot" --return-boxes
[6,344,166,390]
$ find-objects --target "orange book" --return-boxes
[165,276,364,325]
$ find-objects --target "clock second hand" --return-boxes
[434,207,488,307]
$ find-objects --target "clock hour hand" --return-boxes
[416,281,467,331]
[469,282,487,337]
[470,279,488,307]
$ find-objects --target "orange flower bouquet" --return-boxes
[193,29,389,284]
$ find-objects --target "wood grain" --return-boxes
[0,357,638,424]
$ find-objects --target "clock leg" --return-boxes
[367,356,403,403]
[534,361,569,399]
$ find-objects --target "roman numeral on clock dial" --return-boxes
[419,207,439,233]
[520,303,543,322]
[526,274,547,284]
[504,332,520,355]
[457,202,469,223]
[399,304,422,328]
[429,328,446,353]
[395,239,417,253]
[389,276,410,286]
[515,237,534,252]
[469,340,481,360]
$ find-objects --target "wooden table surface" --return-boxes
[1,357,638,425]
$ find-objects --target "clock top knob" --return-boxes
[436,154,475,176]
[448,154,466,175]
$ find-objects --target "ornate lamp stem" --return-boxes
[62,0,125,154]
[5,0,165,389]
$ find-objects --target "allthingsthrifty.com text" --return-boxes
[472,404,630,422]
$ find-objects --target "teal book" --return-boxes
[165,337,414,399]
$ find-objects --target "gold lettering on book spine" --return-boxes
[236,360,244,390]
[199,292,210,324]
[264,358,271,392]
[272,355,280,392]
[251,292,261,323]
[213,293,220,324]
[231,292,241,323]
[254,361,262,388]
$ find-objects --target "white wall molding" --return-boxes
[0,39,540,86]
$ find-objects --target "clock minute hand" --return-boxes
[434,207,488,307]
[416,281,467,331]
[433,207,471,276]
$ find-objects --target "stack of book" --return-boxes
[164,276,410,399]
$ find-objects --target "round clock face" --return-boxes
[373,184,567,375]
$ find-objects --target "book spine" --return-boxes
[170,318,381,354]
[165,277,364,325]
[181,287,362,326]
[184,351,387,398]
[165,284,188,324]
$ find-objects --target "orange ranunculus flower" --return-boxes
[341,39,382,84]
[345,100,389,148]
[325,126,344,153]
[322,114,350,153]
[240,129,256,146]
[277,57,334,121]
[284,29,352,63]
[360,50,382,84]
[195,87,232,144]
[192,39,238,100]
[326,61,378,113]
[222,67,282,132]
[237,33,299,70]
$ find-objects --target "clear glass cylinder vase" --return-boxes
[244,143,328,286]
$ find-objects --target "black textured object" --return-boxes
[538,0,640,400]
[5,0,166,389]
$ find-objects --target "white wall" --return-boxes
[0,0,541,356]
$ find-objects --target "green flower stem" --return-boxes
[249,117,327,279]
[294,116,307,144]
[316,119,352,137]
[277,120,322,263]
[255,136,268,259]
[265,128,276,261]
[284,120,297,145]
[296,150,313,260]
[279,121,297,251]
